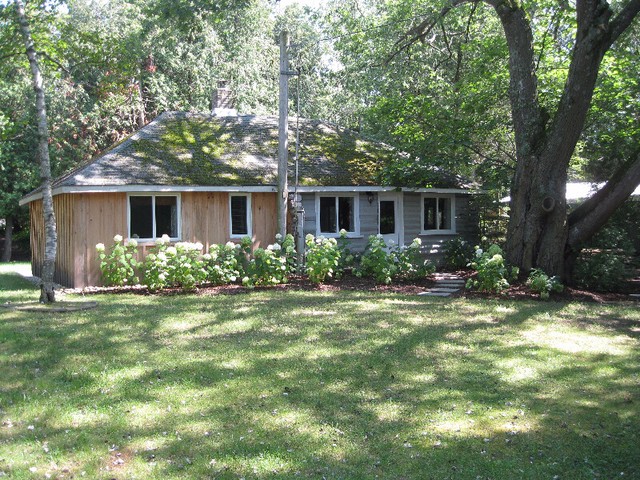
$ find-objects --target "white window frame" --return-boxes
[315,193,360,237]
[229,193,252,238]
[420,194,456,235]
[127,193,181,241]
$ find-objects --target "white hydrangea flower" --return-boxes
[339,229,348,236]
[157,252,167,261]
[95,243,105,251]
[194,242,204,251]
[113,234,123,243]
[126,238,138,248]
[275,233,283,241]
[158,273,166,281]
[166,247,177,255]
[161,234,171,244]
[225,241,236,249]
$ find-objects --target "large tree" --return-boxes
[391,0,640,279]
[14,0,57,302]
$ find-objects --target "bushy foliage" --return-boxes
[394,237,435,281]
[96,235,139,286]
[356,235,434,284]
[573,225,636,292]
[241,234,297,287]
[141,235,172,291]
[442,237,475,269]
[466,244,519,293]
[527,268,563,300]
[165,241,206,290]
[204,242,244,285]
[356,235,397,284]
[304,234,342,283]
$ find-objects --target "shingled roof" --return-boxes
[48,111,399,189]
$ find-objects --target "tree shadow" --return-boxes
[0,290,638,479]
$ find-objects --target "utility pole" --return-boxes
[277,30,289,239]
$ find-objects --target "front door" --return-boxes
[378,193,403,247]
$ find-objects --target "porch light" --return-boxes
[366,191,374,204]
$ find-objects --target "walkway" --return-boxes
[418,273,466,297]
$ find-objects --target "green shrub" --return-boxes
[466,244,519,293]
[356,235,396,284]
[574,250,633,292]
[276,233,298,276]
[204,242,244,285]
[165,242,206,290]
[394,237,435,281]
[442,237,475,269]
[356,235,434,284]
[573,225,636,292]
[141,235,172,291]
[527,268,563,299]
[304,234,342,283]
[96,235,139,286]
[244,245,288,286]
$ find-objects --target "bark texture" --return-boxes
[15,0,57,302]
[496,0,640,278]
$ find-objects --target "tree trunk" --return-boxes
[496,0,639,280]
[2,215,13,263]
[15,0,57,302]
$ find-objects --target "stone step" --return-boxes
[418,291,452,297]
[427,287,460,293]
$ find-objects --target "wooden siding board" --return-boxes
[73,193,127,288]
[182,192,229,248]
[29,201,44,279]
[251,192,277,249]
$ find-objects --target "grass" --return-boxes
[1,264,639,479]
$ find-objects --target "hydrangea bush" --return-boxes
[466,244,519,293]
[96,235,139,287]
[356,235,434,284]
[304,234,342,283]
[204,241,244,285]
[141,235,172,291]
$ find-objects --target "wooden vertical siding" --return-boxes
[181,192,229,248]
[29,200,44,280]
[29,191,278,288]
[29,195,76,287]
[73,193,128,287]
[251,192,277,249]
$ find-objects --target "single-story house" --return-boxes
[21,111,481,288]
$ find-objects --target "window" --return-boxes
[317,194,358,235]
[129,194,180,240]
[379,200,395,235]
[230,194,251,237]
[421,195,455,234]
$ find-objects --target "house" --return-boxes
[20,111,481,288]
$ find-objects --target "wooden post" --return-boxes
[277,30,289,239]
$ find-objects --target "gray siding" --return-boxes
[300,191,480,265]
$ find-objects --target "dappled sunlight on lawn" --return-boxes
[522,324,634,355]
[1,281,639,479]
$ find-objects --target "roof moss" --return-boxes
[51,112,401,188]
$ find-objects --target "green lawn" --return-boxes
[1,265,639,479]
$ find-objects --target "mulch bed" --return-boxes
[58,270,640,304]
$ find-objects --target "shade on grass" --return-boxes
[0,265,639,479]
